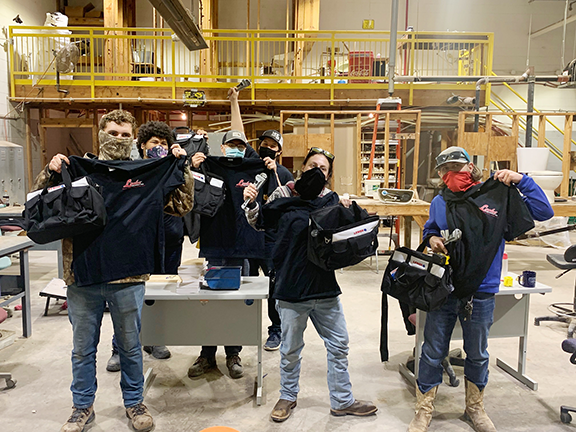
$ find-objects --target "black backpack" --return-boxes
[307,202,379,271]
[172,127,210,157]
[24,163,107,244]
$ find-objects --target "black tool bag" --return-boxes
[172,127,210,157]
[24,163,107,244]
[308,202,379,271]
[381,239,454,312]
[192,164,226,217]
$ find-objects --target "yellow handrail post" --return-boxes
[486,33,494,103]
[330,33,335,106]
[171,38,176,100]
[9,27,15,98]
[90,29,95,100]
[250,33,256,104]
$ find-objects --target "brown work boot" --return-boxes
[464,379,497,432]
[60,406,95,432]
[270,398,297,422]
[226,354,244,379]
[187,356,217,378]
[330,400,378,417]
[126,403,154,432]
[408,386,438,432]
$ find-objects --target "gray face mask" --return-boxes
[98,130,133,161]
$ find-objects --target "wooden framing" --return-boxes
[458,111,576,197]
[279,109,422,195]
[103,0,134,80]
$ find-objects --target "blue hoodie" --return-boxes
[423,175,554,294]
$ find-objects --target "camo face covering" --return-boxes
[98,129,133,160]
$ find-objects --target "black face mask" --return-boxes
[259,146,277,160]
[295,167,326,200]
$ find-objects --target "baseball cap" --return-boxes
[435,146,471,170]
[222,130,248,145]
[259,130,283,150]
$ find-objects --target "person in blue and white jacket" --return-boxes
[408,146,553,432]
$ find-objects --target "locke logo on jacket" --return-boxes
[123,179,145,190]
[479,204,498,217]
[236,179,250,188]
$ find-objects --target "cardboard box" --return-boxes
[65,6,84,17]
[83,2,95,14]
[85,9,103,18]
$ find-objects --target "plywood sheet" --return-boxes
[282,133,331,157]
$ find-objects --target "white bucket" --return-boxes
[517,147,550,173]
[364,179,382,197]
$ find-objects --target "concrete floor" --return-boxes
[2,235,576,431]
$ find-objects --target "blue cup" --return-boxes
[517,270,536,288]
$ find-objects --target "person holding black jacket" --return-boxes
[407,146,553,432]
[249,130,294,351]
[243,147,377,423]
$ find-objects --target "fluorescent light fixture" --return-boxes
[148,0,208,51]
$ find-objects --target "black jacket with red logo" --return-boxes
[67,155,186,286]
[443,178,536,298]
[199,156,267,259]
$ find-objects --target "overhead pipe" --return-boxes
[388,0,399,95]
[473,68,530,131]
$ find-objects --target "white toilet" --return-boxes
[517,147,563,203]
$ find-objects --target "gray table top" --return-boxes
[0,236,35,256]
[0,205,24,218]
[145,276,269,300]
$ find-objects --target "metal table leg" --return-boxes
[256,299,263,405]
[496,294,538,390]
[19,249,31,338]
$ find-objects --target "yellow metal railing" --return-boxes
[9,26,494,101]
[489,72,576,165]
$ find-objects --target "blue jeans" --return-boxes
[276,297,355,410]
[67,282,145,408]
[417,294,496,393]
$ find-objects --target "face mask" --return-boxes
[98,130,133,161]
[259,146,277,160]
[225,147,246,158]
[442,170,477,192]
[146,145,169,159]
[295,167,326,200]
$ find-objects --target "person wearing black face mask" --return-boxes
[248,130,295,351]
[242,148,377,423]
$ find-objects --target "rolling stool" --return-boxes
[0,307,16,390]
[560,338,576,423]
[534,245,576,337]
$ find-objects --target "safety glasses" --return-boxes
[435,149,470,168]
[308,147,335,163]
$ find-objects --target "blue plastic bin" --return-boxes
[204,266,242,290]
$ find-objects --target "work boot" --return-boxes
[270,398,297,422]
[226,354,244,379]
[106,347,120,372]
[125,403,154,432]
[407,386,438,432]
[60,406,95,432]
[464,379,497,432]
[143,345,171,359]
[264,331,281,351]
[187,356,217,377]
[330,400,378,417]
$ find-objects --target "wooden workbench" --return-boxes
[353,198,576,248]
[353,198,430,248]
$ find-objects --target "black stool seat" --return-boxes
[547,254,576,270]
